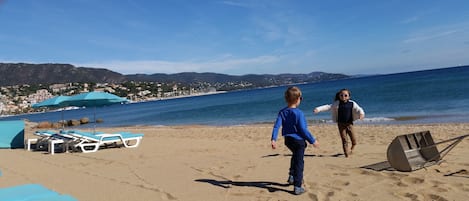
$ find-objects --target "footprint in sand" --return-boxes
[326,191,335,200]
[233,174,242,179]
[314,191,335,201]
[403,192,420,201]
[429,180,451,193]
[308,192,319,201]
[332,180,350,187]
[359,169,382,177]
[449,182,466,190]
[387,172,407,179]
[425,194,449,201]
[395,181,408,187]
[432,186,449,193]
[450,182,469,192]
[349,192,358,197]
[305,181,319,189]
[387,173,408,186]
[401,176,425,185]
[333,172,350,176]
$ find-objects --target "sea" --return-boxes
[1,66,469,128]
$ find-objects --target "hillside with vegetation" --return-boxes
[0,63,126,86]
[0,63,349,90]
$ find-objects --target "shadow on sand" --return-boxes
[262,153,344,158]
[360,161,395,171]
[195,179,294,194]
[444,169,469,178]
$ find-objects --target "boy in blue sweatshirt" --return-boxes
[271,86,319,195]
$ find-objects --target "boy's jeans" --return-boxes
[284,137,307,187]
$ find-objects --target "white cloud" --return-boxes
[402,21,469,44]
[403,30,458,43]
[220,1,253,8]
[250,14,311,47]
[400,16,419,24]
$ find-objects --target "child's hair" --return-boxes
[334,88,351,101]
[285,86,302,104]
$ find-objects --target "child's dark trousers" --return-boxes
[284,136,307,187]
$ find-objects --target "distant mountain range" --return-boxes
[0,63,350,88]
[0,63,125,86]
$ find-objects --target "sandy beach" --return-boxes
[1,123,469,201]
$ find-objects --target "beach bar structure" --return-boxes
[387,131,469,172]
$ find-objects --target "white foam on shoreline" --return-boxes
[361,117,395,122]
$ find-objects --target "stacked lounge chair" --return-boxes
[25,130,144,154]
[26,130,74,154]
[65,130,144,153]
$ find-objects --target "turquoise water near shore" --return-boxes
[2,66,469,127]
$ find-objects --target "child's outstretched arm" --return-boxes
[313,104,331,114]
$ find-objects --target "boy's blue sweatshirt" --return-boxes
[271,107,316,144]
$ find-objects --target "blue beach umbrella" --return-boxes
[61,91,128,131]
[32,95,71,128]
[32,95,70,108]
[62,91,128,108]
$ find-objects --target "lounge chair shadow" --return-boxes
[360,161,395,171]
[195,179,293,194]
[444,169,469,178]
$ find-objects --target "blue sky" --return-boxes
[1,0,468,75]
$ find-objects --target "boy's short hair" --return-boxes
[285,86,302,104]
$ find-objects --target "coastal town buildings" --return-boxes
[0,81,220,115]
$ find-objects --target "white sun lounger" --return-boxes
[65,130,144,153]
[25,130,75,154]
[25,130,56,151]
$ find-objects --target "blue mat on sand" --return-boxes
[0,184,77,201]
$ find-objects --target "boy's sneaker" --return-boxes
[287,175,294,185]
[293,186,305,195]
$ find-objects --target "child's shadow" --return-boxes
[195,179,293,194]
[263,153,344,158]
[304,153,344,157]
